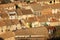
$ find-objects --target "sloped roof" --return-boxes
[40,8,52,15]
[0,20,6,27]
[3,19,12,26]
[30,3,50,11]
[30,3,41,11]
[0,3,15,9]
[36,16,48,22]
[0,10,9,18]
[26,17,37,23]
[15,27,49,38]
[16,8,33,16]
[16,8,22,16]
[11,19,19,25]
[21,9,33,15]
[50,3,60,9]
[0,31,15,39]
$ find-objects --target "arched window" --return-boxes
[50,1,52,3]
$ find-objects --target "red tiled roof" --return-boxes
[0,20,6,27]
[0,31,15,39]
[15,27,49,38]
[21,9,33,15]
[11,19,19,25]
[0,3,15,9]
[16,8,22,16]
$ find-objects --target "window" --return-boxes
[34,11,41,16]
[9,11,16,19]
[9,16,16,19]
[32,22,40,27]
[50,1,52,3]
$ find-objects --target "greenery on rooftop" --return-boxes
[54,26,60,37]
[43,22,48,26]
[1,0,11,4]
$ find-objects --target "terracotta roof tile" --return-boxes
[21,9,33,15]
[3,19,12,26]
[11,19,19,25]
[0,3,15,9]
[0,31,15,39]
[49,3,60,9]
[26,17,37,23]
[15,27,49,38]
[0,20,6,27]
[30,3,50,11]
[0,10,9,18]
[16,8,22,16]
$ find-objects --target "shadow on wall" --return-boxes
[48,37,60,40]
[0,37,4,40]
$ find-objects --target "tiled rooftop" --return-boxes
[0,0,60,40]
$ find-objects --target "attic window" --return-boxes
[34,11,41,16]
